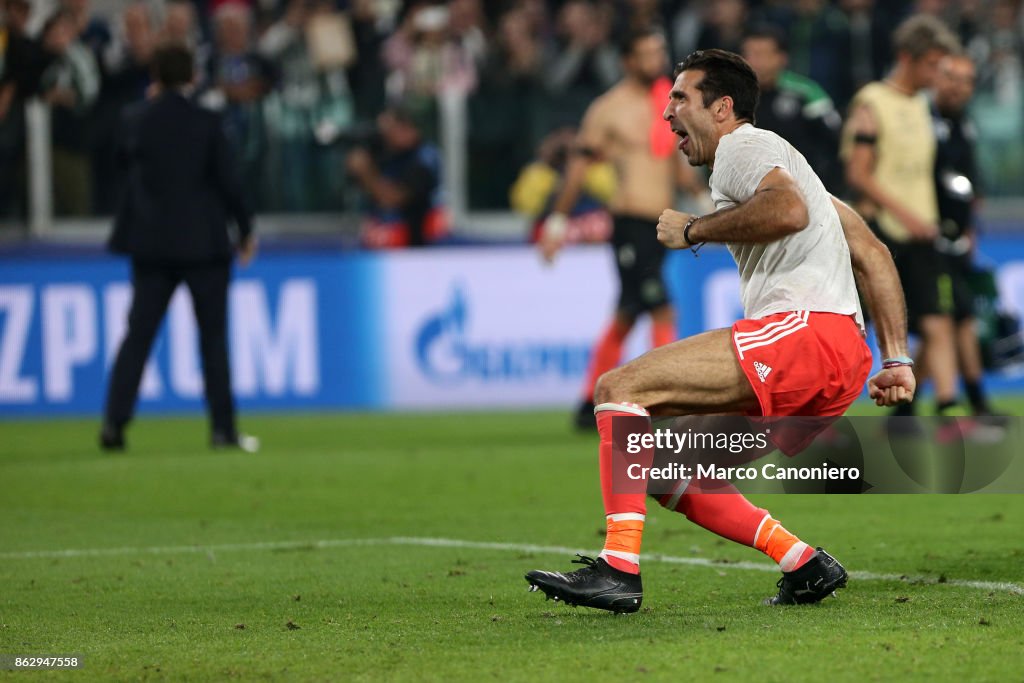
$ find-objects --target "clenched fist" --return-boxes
[657,209,695,249]
[867,365,916,407]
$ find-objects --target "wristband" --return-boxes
[542,213,568,242]
[882,356,914,369]
[683,216,704,256]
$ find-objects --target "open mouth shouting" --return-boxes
[673,126,690,153]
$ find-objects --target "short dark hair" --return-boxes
[743,24,788,54]
[151,42,194,89]
[619,25,664,58]
[674,49,759,125]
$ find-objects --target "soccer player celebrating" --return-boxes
[526,49,916,612]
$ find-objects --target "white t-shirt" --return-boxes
[709,124,863,328]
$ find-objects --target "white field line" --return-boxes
[1,536,1021,596]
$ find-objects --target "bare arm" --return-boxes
[832,195,916,406]
[352,169,407,209]
[831,196,907,359]
[656,167,809,248]
[539,101,608,262]
[844,104,936,240]
[548,152,591,218]
[549,102,607,217]
[346,148,407,209]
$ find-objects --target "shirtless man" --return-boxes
[526,49,914,613]
[539,26,708,429]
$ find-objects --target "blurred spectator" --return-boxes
[966,0,1023,196]
[467,4,543,208]
[839,0,897,99]
[62,0,110,60]
[542,0,619,129]
[101,4,154,101]
[1,0,42,109]
[40,9,100,216]
[1,0,1022,222]
[614,0,666,39]
[92,2,155,214]
[0,0,44,217]
[346,103,446,248]
[203,2,274,209]
[914,0,954,23]
[784,0,858,109]
[667,0,702,64]
[696,0,747,54]
[164,0,198,44]
[949,0,985,48]
[741,25,843,193]
[447,0,486,66]
[259,0,354,210]
[516,0,550,38]
[347,0,390,123]
[510,126,614,243]
[383,2,480,139]
[162,0,212,84]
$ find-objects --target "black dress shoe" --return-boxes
[99,423,125,451]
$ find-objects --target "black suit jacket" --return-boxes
[109,92,253,264]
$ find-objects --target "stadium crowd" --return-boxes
[0,0,1022,220]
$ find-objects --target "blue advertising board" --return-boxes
[0,252,383,416]
[2,236,1024,416]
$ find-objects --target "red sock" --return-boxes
[582,320,630,402]
[657,477,769,546]
[596,402,653,574]
[657,479,815,571]
[651,317,675,348]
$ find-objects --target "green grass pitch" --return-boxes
[2,407,1023,682]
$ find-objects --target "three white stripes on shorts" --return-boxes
[733,311,810,360]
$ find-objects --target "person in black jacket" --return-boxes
[931,52,1004,422]
[101,42,258,452]
[741,25,844,193]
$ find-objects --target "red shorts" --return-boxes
[731,310,872,418]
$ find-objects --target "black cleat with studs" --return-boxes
[764,547,848,605]
[525,554,642,614]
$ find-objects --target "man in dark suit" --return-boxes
[101,42,258,452]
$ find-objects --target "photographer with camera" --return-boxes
[345,102,447,248]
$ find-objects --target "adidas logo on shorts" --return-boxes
[753,361,773,383]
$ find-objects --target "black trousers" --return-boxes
[104,259,236,437]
